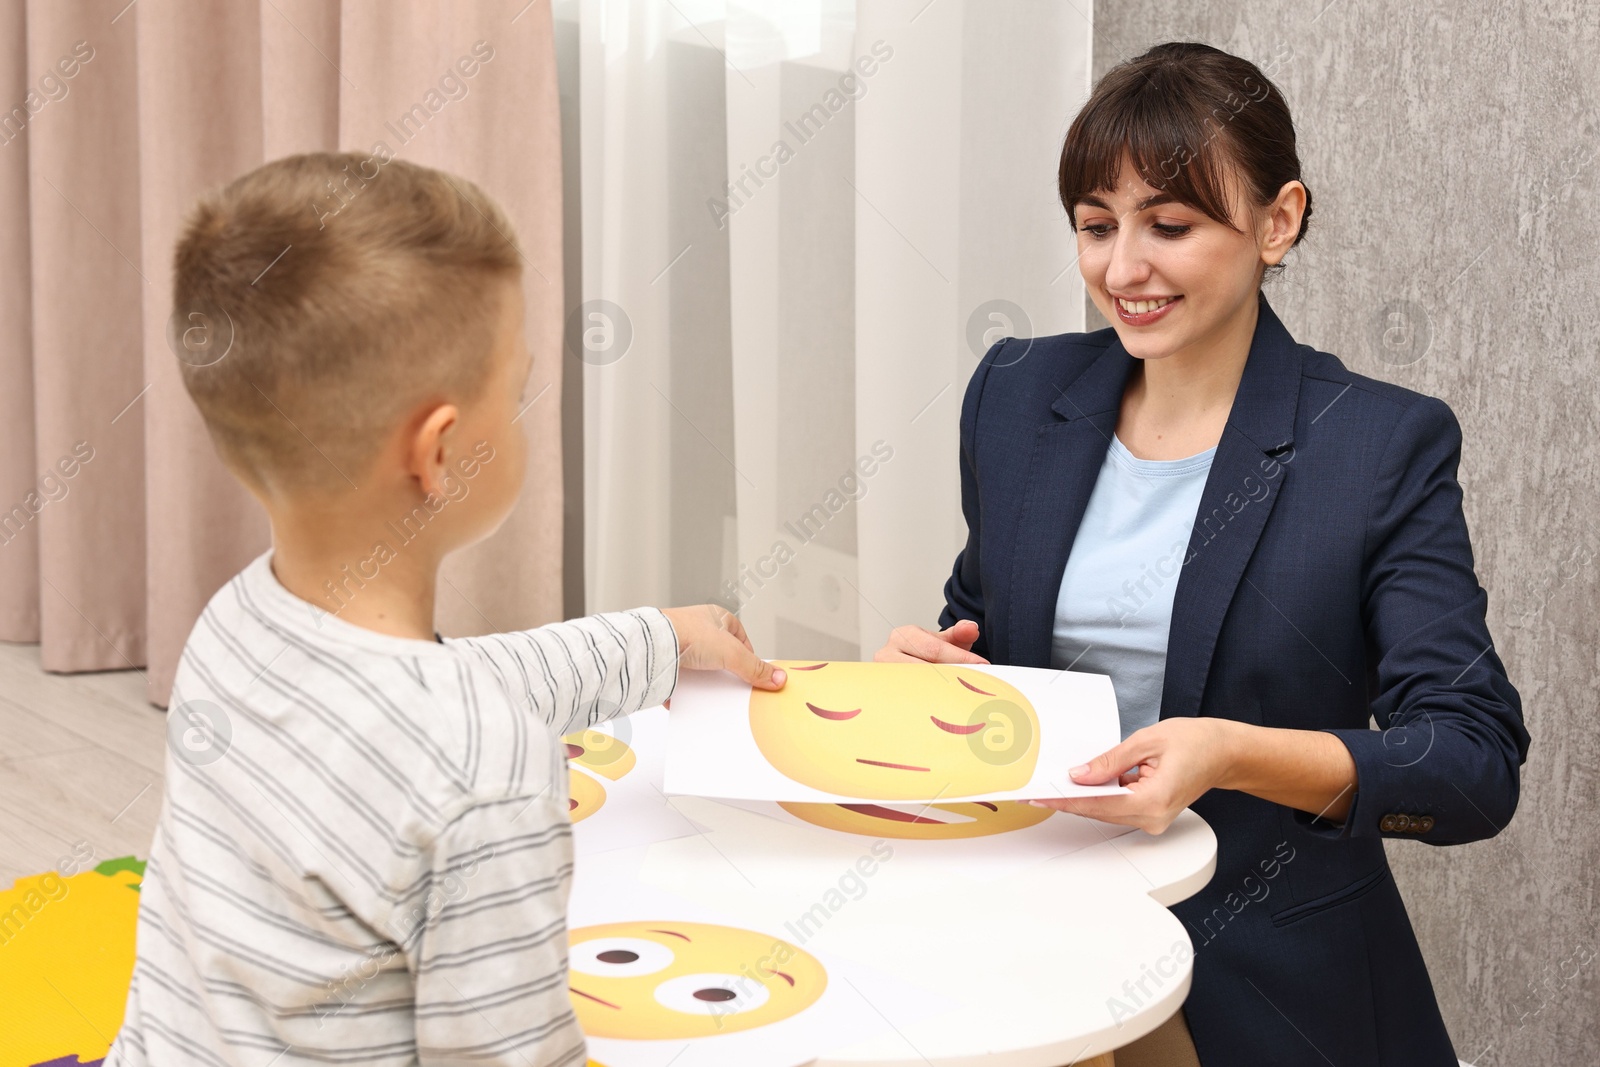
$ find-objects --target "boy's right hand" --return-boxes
[660,605,786,693]
[873,619,990,664]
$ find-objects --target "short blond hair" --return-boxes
[172,151,522,491]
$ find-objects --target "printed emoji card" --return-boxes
[567,849,953,1067]
[665,661,1130,803]
[563,706,707,857]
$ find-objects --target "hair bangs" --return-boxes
[1059,61,1247,233]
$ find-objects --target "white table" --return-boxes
[634,796,1217,1066]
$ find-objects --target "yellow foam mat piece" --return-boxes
[0,864,143,1067]
[0,860,603,1067]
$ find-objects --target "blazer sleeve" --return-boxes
[1294,395,1530,844]
[938,338,1005,660]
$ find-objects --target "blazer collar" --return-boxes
[1049,290,1302,455]
[1004,291,1305,675]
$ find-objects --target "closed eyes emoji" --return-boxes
[748,661,1039,800]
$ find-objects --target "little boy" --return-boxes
[106,153,785,1066]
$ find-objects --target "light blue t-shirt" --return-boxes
[1050,435,1216,740]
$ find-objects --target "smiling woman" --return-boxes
[1059,41,1312,463]
[876,40,1528,1067]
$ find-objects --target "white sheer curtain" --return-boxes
[559,0,1091,659]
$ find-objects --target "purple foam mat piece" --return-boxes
[29,1057,105,1067]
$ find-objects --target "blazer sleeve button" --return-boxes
[1380,815,1397,832]
[1418,815,1435,832]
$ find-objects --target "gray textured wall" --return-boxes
[1092,3,1599,1063]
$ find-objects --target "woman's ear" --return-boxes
[406,402,460,499]
[1260,180,1308,266]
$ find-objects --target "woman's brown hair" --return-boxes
[1059,42,1313,277]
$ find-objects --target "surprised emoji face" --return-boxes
[569,921,826,1039]
[748,661,1039,800]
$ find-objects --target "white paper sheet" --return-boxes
[567,706,708,857]
[665,661,1131,803]
[570,849,951,1067]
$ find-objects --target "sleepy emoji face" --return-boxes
[569,921,826,1039]
[749,661,1040,800]
[778,799,1054,840]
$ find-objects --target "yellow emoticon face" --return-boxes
[564,728,638,824]
[568,768,608,823]
[749,661,1040,800]
[564,728,638,780]
[569,921,827,1039]
[777,799,1054,839]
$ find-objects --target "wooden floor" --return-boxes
[0,641,165,887]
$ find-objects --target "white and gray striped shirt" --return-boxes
[106,551,679,1066]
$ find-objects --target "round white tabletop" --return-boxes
[627,795,1217,1066]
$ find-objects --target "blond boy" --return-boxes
[106,153,785,1066]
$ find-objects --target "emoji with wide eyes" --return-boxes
[563,728,638,823]
[749,661,1040,800]
[569,920,827,1039]
[777,798,1054,839]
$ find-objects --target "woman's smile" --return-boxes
[1113,293,1183,326]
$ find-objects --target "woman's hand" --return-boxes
[660,605,786,695]
[874,619,990,664]
[1031,717,1245,835]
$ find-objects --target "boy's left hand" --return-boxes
[660,605,787,699]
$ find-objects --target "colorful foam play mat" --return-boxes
[0,857,145,1067]
[0,858,606,1067]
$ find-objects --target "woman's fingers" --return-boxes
[941,618,983,652]
[1030,794,1173,834]
[932,620,989,661]
[1070,731,1158,785]
[876,623,990,664]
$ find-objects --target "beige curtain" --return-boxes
[0,0,567,706]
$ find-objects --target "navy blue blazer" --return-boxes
[938,292,1529,1065]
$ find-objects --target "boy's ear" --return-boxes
[408,402,460,498]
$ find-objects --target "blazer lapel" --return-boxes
[1003,293,1305,713]
[1005,342,1135,668]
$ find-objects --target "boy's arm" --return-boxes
[451,609,679,736]
[399,792,588,1067]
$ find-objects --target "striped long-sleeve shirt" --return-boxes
[105,551,679,1066]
